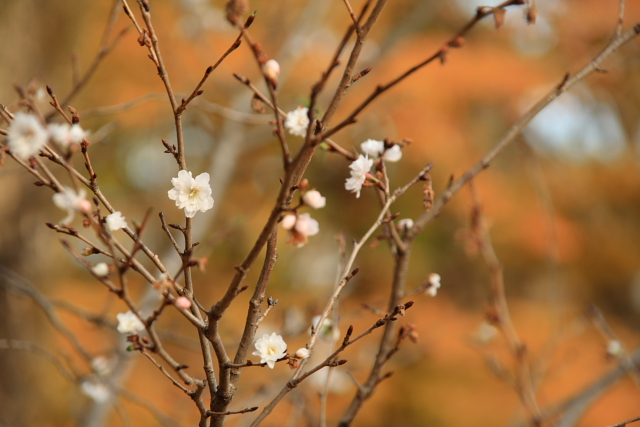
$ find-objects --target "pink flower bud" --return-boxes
[174,296,192,310]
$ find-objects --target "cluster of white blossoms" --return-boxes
[252,332,288,369]
[360,139,402,162]
[105,211,127,231]
[53,186,92,225]
[345,139,404,198]
[281,187,325,247]
[282,213,319,247]
[6,112,88,160]
[168,170,214,218]
[284,106,310,137]
[116,310,145,335]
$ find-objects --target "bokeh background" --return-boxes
[1,0,640,426]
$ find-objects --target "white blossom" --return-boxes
[311,315,340,343]
[92,263,109,277]
[425,273,441,297]
[7,113,48,160]
[474,321,498,344]
[294,348,310,359]
[53,186,92,225]
[284,106,309,137]
[168,170,214,218]
[81,379,110,402]
[345,155,373,198]
[252,332,287,369]
[47,122,88,148]
[263,59,280,84]
[116,310,145,335]
[281,213,319,247]
[396,218,414,232]
[105,211,127,231]
[360,139,402,162]
[302,190,326,209]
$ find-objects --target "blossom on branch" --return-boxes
[81,379,110,402]
[7,112,48,160]
[263,59,280,87]
[52,186,92,225]
[281,213,319,247]
[284,106,309,137]
[92,263,110,277]
[360,139,402,162]
[168,170,214,218]
[425,273,441,297]
[345,155,373,198]
[48,122,88,149]
[252,332,287,369]
[116,310,145,335]
[302,190,326,209]
[105,211,127,231]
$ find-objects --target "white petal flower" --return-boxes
[360,139,384,157]
[360,139,402,162]
[116,310,145,335]
[396,218,414,232]
[295,348,310,359]
[105,211,127,231]
[281,214,297,230]
[345,155,373,198]
[53,186,92,225]
[311,315,340,343]
[92,263,110,277]
[284,106,309,137]
[282,213,319,247]
[81,379,110,402]
[383,145,402,162]
[48,123,88,148]
[425,273,441,297]
[168,170,214,218]
[263,59,280,85]
[295,213,319,236]
[252,332,287,369]
[302,190,326,209]
[7,113,48,160]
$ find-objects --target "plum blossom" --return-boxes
[252,332,287,369]
[53,186,92,225]
[7,112,48,160]
[425,273,441,297]
[92,263,110,277]
[284,106,309,137]
[345,155,373,198]
[396,218,414,232]
[168,170,214,218]
[47,122,88,149]
[81,379,110,402]
[302,190,326,209]
[263,59,280,86]
[281,213,319,247]
[295,348,310,359]
[360,139,402,162]
[105,211,127,231]
[116,310,145,335]
[311,315,340,343]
